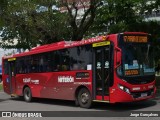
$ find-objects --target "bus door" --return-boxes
[93,41,111,101]
[8,59,16,95]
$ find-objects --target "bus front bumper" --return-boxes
[110,87,156,103]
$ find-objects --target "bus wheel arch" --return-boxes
[23,85,32,102]
[75,86,92,108]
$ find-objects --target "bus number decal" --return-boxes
[125,70,139,76]
[92,41,110,47]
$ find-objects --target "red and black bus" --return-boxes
[2,32,156,108]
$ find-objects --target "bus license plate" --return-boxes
[141,93,147,97]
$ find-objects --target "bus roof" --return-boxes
[3,32,148,59]
[123,32,148,35]
[3,35,107,59]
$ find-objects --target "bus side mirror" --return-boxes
[116,47,122,68]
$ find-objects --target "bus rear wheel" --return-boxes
[78,88,92,108]
[23,87,32,102]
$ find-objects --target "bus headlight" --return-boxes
[118,84,130,94]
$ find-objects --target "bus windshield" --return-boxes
[117,37,155,77]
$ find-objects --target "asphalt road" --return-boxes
[0,91,160,120]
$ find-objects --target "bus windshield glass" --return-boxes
[117,35,155,77]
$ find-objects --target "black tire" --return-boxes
[23,87,32,102]
[78,88,92,108]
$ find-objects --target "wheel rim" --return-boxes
[81,93,89,104]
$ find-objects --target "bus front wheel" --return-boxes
[78,88,92,108]
[23,87,32,102]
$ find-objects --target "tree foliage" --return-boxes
[0,0,69,49]
[86,0,160,35]
[59,0,102,40]
[0,0,160,51]
[0,0,103,49]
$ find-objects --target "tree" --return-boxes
[86,0,160,35]
[0,0,160,50]
[0,0,69,49]
[0,0,103,49]
[59,0,103,40]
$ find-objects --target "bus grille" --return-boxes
[131,89,154,99]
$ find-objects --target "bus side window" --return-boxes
[54,51,61,71]
[26,56,31,73]
[30,56,38,73]
[16,58,25,74]
[72,64,79,70]
[39,55,44,72]
[46,52,54,72]
[69,47,78,71]
[61,49,70,71]
[69,45,92,71]
[4,60,9,75]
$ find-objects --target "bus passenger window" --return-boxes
[31,58,38,73]
[69,45,92,71]
[61,49,70,71]
[72,64,79,70]
[62,65,67,71]
[4,60,9,75]
[54,51,61,71]
[39,56,44,72]
[55,65,61,71]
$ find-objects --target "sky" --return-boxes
[0,34,19,65]
[0,48,17,65]
[0,48,6,65]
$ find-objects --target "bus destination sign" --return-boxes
[123,36,148,43]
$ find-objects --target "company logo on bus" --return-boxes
[58,76,74,83]
[23,78,39,84]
